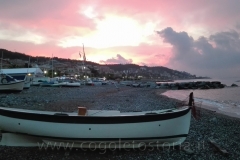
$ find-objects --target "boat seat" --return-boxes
[54,113,69,116]
[78,107,87,116]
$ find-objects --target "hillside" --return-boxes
[0,48,198,78]
[0,48,98,66]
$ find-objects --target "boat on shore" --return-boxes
[39,81,54,87]
[0,74,25,92]
[60,81,81,87]
[23,81,31,89]
[0,101,194,148]
[4,74,31,89]
[31,77,50,86]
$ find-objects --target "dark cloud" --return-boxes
[157,28,195,60]
[100,54,133,64]
[157,27,194,51]
[157,27,240,77]
[209,30,240,50]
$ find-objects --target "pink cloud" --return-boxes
[100,54,133,64]
[0,0,240,78]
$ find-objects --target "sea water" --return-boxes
[161,77,240,118]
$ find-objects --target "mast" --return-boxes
[82,43,86,66]
[27,56,30,73]
[0,51,3,74]
[82,43,86,77]
[52,54,53,78]
[26,56,30,81]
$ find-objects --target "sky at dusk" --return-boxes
[0,0,240,78]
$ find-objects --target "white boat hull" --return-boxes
[30,81,41,86]
[61,82,81,87]
[24,81,31,89]
[0,107,191,148]
[0,81,25,92]
[51,83,63,87]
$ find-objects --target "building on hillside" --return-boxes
[0,59,11,68]
[9,59,26,67]
[98,66,114,74]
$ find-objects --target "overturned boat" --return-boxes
[0,94,196,149]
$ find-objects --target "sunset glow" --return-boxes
[0,0,240,77]
[58,15,156,49]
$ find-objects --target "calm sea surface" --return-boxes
[161,77,240,117]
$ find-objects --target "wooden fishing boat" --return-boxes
[0,105,193,148]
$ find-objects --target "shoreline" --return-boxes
[159,88,240,120]
[200,103,240,119]
[0,85,240,159]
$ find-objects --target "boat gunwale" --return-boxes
[0,107,191,124]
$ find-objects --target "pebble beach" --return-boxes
[0,84,240,160]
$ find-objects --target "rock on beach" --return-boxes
[0,85,240,160]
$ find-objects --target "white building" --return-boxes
[1,68,44,77]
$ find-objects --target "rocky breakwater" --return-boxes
[157,81,226,90]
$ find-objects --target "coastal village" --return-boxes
[0,49,199,82]
[0,49,237,90]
